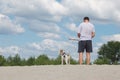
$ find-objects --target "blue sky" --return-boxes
[0,0,120,62]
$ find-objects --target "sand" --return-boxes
[0,65,120,80]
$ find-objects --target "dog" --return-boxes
[59,50,70,65]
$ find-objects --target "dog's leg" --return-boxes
[69,56,70,64]
[67,57,70,65]
[65,55,68,65]
[61,56,63,65]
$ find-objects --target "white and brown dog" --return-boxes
[59,50,70,65]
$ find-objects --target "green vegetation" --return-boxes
[94,41,120,65]
[1,41,120,66]
[0,54,78,66]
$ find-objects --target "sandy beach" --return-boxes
[0,65,120,80]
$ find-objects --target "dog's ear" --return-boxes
[60,49,63,52]
[60,49,63,54]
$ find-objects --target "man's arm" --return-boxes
[77,33,80,38]
[91,24,95,38]
[92,32,95,38]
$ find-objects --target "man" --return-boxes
[77,17,95,65]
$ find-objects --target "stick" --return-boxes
[69,38,80,41]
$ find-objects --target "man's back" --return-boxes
[78,22,95,40]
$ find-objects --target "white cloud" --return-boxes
[102,34,120,42]
[93,42,104,53]
[0,0,67,22]
[28,39,74,51]
[0,46,21,55]
[28,43,42,51]
[61,0,120,23]
[13,16,61,38]
[96,42,104,47]
[66,23,78,32]
[1,0,120,23]
[0,14,25,34]
[27,39,78,58]
[29,20,60,33]
[1,0,120,38]
[38,32,60,39]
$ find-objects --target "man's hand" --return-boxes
[92,32,95,38]
[77,33,80,38]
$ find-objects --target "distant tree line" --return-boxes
[0,41,120,66]
[0,54,78,66]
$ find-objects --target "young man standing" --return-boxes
[77,17,95,65]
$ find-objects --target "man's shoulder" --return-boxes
[89,22,94,25]
[80,22,85,25]
[79,22,84,26]
[88,22,94,27]
[79,22,94,27]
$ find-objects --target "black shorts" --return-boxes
[78,40,93,53]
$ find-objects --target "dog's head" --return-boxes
[59,49,64,55]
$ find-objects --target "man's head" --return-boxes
[84,17,89,22]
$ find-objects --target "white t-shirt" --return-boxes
[78,22,95,40]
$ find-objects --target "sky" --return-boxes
[0,0,120,62]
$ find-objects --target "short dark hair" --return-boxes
[84,17,89,21]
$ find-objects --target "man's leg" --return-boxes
[86,52,90,65]
[78,41,85,65]
[79,52,83,65]
[86,40,92,65]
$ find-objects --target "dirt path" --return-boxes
[0,65,120,80]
